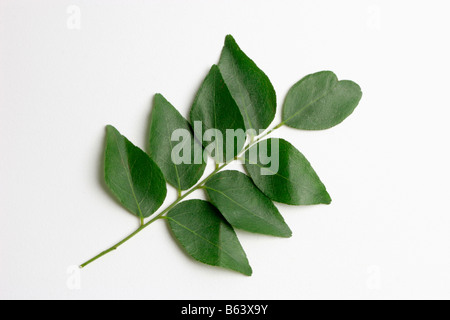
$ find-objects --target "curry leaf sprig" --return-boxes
[80,35,362,275]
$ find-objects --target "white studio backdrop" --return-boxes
[1,0,449,300]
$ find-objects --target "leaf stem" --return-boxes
[80,225,145,268]
[79,122,283,268]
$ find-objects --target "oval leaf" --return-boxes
[282,71,362,130]
[104,125,167,218]
[190,65,246,163]
[243,138,331,205]
[148,94,207,191]
[218,35,276,132]
[166,199,252,276]
[205,170,292,237]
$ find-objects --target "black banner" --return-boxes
[147,300,299,318]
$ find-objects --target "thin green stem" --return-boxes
[244,123,283,152]
[79,123,283,268]
[81,223,147,268]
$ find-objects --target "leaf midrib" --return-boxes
[283,80,337,125]
[166,216,243,266]
[162,107,182,192]
[244,156,320,194]
[213,69,220,162]
[228,57,254,131]
[112,132,144,218]
[204,186,284,230]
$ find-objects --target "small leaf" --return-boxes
[243,138,331,205]
[190,65,246,163]
[148,94,207,191]
[204,170,292,237]
[104,125,167,218]
[166,199,252,276]
[282,71,362,130]
[218,35,276,132]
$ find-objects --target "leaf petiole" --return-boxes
[79,123,283,268]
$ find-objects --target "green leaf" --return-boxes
[282,71,362,130]
[148,94,207,191]
[243,138,331,205]
[190,65,246,163]
[166,199,252,276]
[218,35,276,132]
[204,170,292,237]
[104,125,167,218]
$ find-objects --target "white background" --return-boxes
[1,0,449,300]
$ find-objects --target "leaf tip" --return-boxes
[224,34,235,43]
[153,93,169,107]
[242,265,253,276]
[276,223,293,238]
[210,64,220,72]
[283,229,293,238]
[322,192,332,205]
[105,124,118,136]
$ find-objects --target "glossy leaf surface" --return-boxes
[148,94,206,191]
[104,125,167,218]
[218,35,276,132]
[190,65,246,163]
[205,170,292,237]
[282,71,362,130]
[166,200,252,276]
[243,138,331,205]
